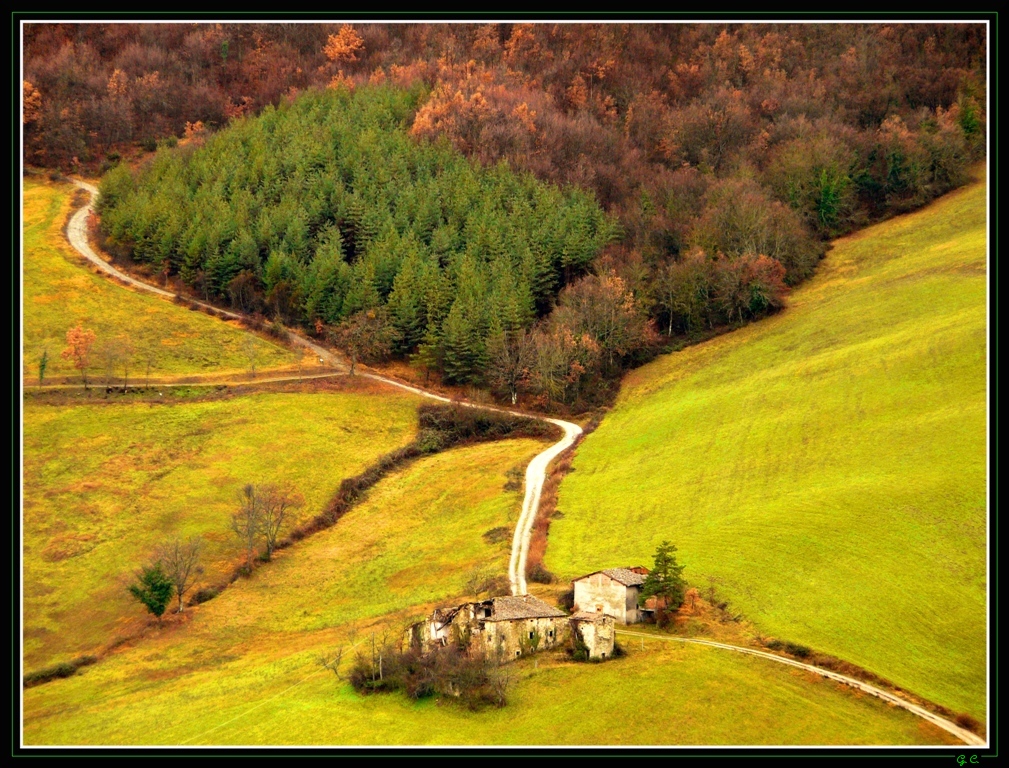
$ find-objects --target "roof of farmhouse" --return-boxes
[574,567,649,587]
[484,595,567,622]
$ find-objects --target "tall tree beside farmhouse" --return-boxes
[640,540,687,613]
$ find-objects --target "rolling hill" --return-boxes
[23,384,419,670]
[22,439,954,745]
[547,170,987,719]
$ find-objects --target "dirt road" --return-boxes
[67,180,344,369]
[617,630,985,746]
[66,179,581,597]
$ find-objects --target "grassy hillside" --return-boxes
[23,385,419,670]
[22,439,953,746]
[22,178,297,379]
[547,172,987,719]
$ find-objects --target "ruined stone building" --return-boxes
[408,593,616,661]
[572,567,651,624]
[569,611,616,660]
[409,595,568,661]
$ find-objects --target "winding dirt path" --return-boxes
[68,180,345,369]
[66,179,580,597]
[347,371,582,594]
[618,630,985,746]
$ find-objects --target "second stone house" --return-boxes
[569,611,616,659]
[572,567,651,624]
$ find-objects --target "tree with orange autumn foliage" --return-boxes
[714,253,789,324]
[411,61,543,163]
[184,120,206,143]
[61,324,96,389]
[327,70,355,92]
[550,271,656,375]
[324,25,364,65]
[22,80,41,124]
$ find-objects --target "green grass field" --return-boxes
[22,439,953,746]
[547,172,987,719]
[22,178,297,379]
[23,385,419,670]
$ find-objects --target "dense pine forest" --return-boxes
[24,22,986,408]
[97,85,615,390]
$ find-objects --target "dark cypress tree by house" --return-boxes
[639,541,687,611]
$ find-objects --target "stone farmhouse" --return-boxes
[409,595,568,661]
[408,593,615,661]
[572,567,652,624]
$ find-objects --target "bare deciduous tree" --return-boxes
[96,340,121,390]
[328,308,398,376]
[156,536,204,612]
[242,337,258,379]
[488,655,514,707]
[230,483,304,569]
[118,334,135,390]
[464,565,496,599]
[143,348,157,389]
[231,484,263,571]
[321,627,360,682]
[227,270,259,314]
[258,483,303,561]
[550,270,656,375]
[485,327,534,405]
[321,647,346,680]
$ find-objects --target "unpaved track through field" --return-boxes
[65,179,580,597]
[618,630,985,746]
[68,180,345,369]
